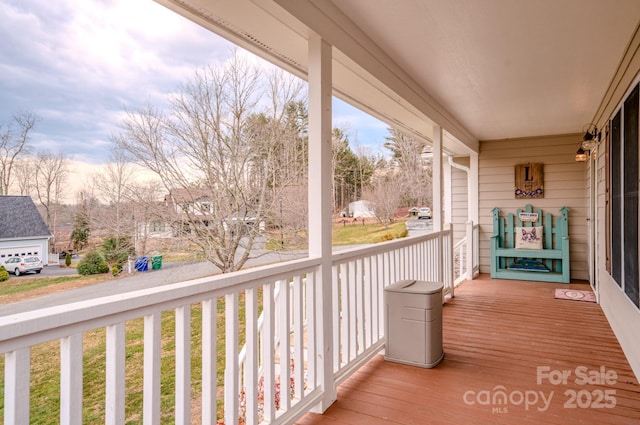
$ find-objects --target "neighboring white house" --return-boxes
[348,200,375,218]
[0,196,53,265]
[135,189,265,242]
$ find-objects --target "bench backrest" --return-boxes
[492,204,569,250]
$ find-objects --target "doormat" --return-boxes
[554,288,596,303]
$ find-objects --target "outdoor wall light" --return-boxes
[575,123,601,162]
[581,124,601,151]
[575,146,588,162]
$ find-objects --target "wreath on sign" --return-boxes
[515,188,544,198]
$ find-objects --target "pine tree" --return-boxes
[70,204,90,251]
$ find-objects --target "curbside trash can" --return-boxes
[134,256,149,272]
[384,279,444,368]
[151,255,163,270]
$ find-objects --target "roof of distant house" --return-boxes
[0,196,53,240]
[165,188,214,204]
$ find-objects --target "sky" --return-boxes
[0,0,390,172]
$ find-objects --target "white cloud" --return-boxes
[0,0,233,162]
[0,0,391,189]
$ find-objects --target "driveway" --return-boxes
[405,217,433,236]
[0,243,368,316]
[7,264,79,279]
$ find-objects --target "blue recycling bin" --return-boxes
[134,256,149,272]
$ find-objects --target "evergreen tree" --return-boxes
[71,204,90,251]
[331,128,376,211]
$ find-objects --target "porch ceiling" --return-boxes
[156,0,640,154]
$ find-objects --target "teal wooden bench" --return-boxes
[490,205,570,283]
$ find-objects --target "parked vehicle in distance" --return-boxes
[4,256,43,276]
[58,250,75,259]
[417,207,432,219]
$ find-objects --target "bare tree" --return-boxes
[92,148,138,238]
[274,183,307,248]
[13,158,34,196]
[256,69,308,249]
[363,176,405,229]
[127,180,165,255]
[0,111,37,195]
[384,128,432,207]
[33,151,70,232]
[114,51,305,272]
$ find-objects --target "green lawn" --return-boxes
[332,219,408,245]
[0,274,105,297]
[0,299,240,424]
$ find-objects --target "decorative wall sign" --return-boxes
[515,163,544,198]
[519,212,539,222]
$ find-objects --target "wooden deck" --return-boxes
[297,275,640,425]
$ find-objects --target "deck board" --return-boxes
[297,275,640,425]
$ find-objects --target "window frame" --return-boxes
[607,82,640,308]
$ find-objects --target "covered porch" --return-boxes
[299,275,640,425]
[3,0,640,424]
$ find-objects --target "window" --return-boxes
[608,83,640,308]
[181,202,193,213]
[150,221,166,233]
[200,202,212,214]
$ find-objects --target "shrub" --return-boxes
[65,252,71,267]
[380,233,394,242]
[0,266,9,282]
[77,250,109,276]
[102,237,133,265]
[111,263,123,276]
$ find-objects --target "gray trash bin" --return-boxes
[384,279,444,368]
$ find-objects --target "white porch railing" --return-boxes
[1,229,452,425]
[453,221,480,286]
[331,229,453,385]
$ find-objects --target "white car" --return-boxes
[417,207,432,219]
[4,256,43,276]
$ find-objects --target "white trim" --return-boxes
[307,36,336,412]
[433,125,443,233]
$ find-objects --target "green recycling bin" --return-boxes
[151,255,163,270]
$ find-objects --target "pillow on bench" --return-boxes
[515,226,543,249]
[508,258,549,272]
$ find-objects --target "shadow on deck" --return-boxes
[298,275,640,425]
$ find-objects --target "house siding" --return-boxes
[477,135,589,280]
[592,24,640,380]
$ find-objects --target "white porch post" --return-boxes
[469,151,479,279]
[443,156,452,225]
[432,126,445,284]
[432,126,443,232]
[469,151,479,225]
[308,35,336,412]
